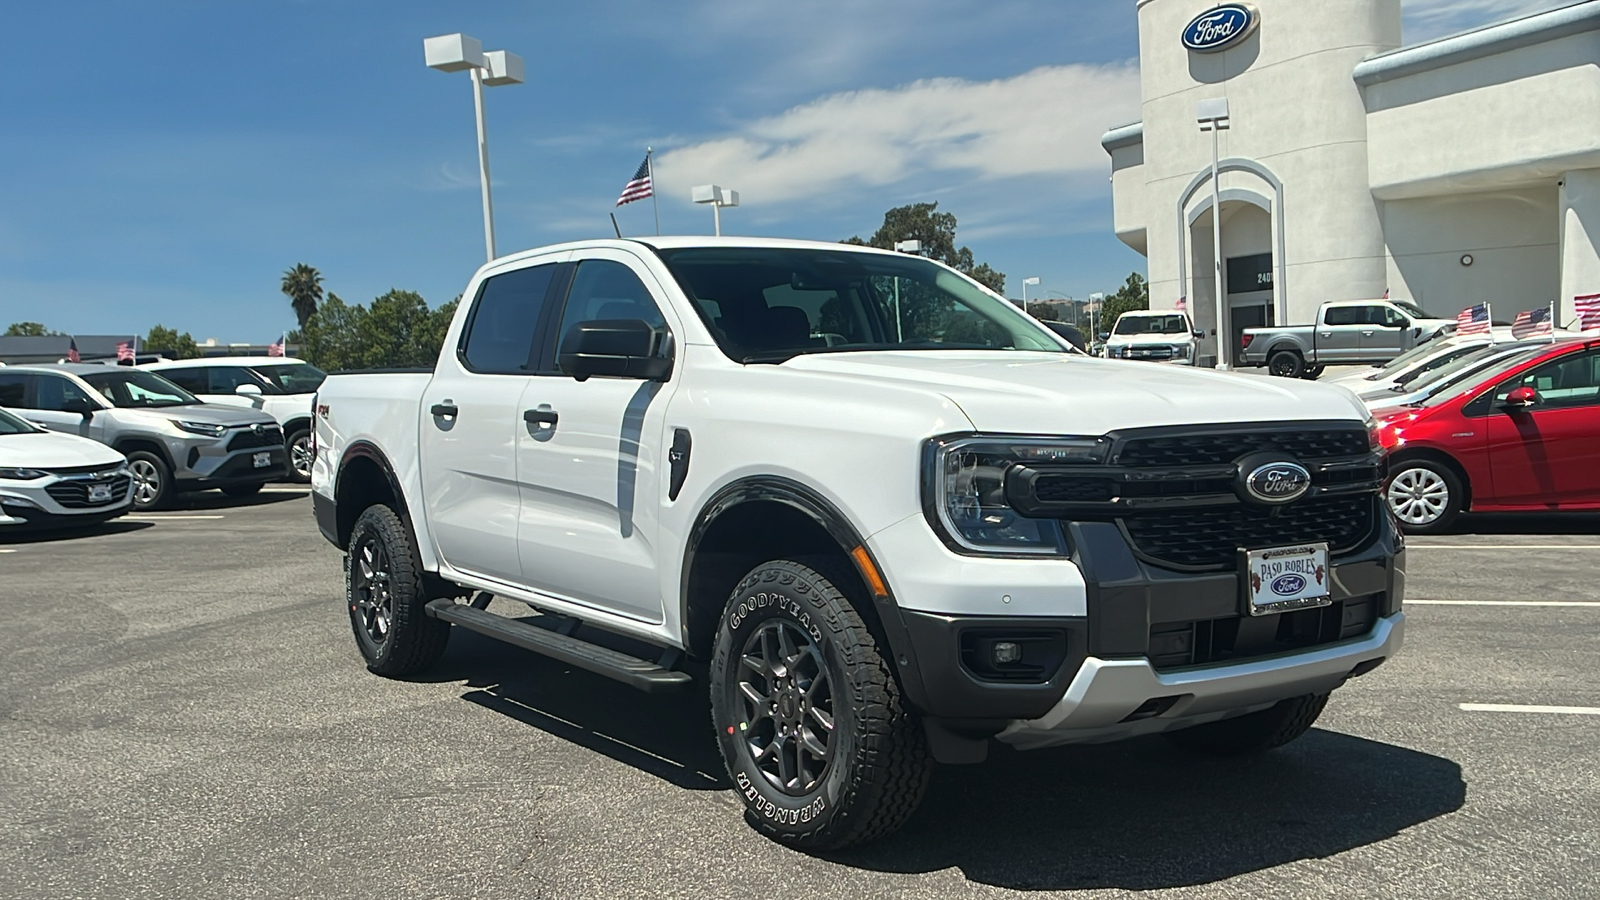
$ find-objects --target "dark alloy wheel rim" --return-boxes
[1271,357,1296,376]
[352,536,393,645]
[734,619,836,796]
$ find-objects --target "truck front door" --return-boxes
[1360,305,1409,359]
[514,251,681,624]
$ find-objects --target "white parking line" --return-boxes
[1408,544,1600,550]
[260,486,308,493]
[1460,703,1600,716]
[124,515,226,521]
[0,549,15,554]
[1408,599,1600,607]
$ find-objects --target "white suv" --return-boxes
[0,407,133,529]
[143,357,326,482]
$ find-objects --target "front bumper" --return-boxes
[172,441,287,488]
[0,474,133,528]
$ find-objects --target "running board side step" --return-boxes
[425,599,691,693]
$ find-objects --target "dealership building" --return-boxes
[1102,0,1600,364]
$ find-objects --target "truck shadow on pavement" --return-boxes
[1450,512,1600,535]
[431,628,1465,892]
[0,519,153,544]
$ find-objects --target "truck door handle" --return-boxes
[1362,330,1374,336]
[523,407,559,429]
[430,402,458,418]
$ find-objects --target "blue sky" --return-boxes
[0,0,1570,340]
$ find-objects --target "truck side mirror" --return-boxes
[557,319,673,382]
[235,383,263,397]
[62,397,96,418]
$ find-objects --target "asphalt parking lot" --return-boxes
[3,491,1598,899]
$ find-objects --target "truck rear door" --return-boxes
[419,256,566,586]
[1317,306,1367,363]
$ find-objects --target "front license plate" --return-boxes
[87,485,114,503]
[1244,543,1331,616]
[253,452,272,469]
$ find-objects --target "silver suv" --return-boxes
[0,364,286,509]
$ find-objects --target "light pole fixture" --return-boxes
[1197,97,1230,369]
[425,33,525,263]
[1021,276,1041,309]
[1088,291,1106,340]
[893,240,922,254]
[691,184,739,236]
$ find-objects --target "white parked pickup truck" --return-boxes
[311,237,1405,849]
[1103,308,1200,364]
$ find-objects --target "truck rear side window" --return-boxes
[461,263,558,374]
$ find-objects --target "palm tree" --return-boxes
[281,264,324,329]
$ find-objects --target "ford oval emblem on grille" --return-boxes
[1244,461,1311,504]
[1182,3,1259,53]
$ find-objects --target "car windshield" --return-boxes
[1391,300,1429,319]
[1389,344,1484,387]
[81,369,198,408]
[1114,314,1188,335]
[653,247,1067,363]
[1410,345,1553,406]
[253,363,327,394]
[1367,339,1467,378]
[0,407,38,435]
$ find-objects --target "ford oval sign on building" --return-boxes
[1182,4,1259,53]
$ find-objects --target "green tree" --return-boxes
[281,263,324,330]
[4,322,58,337]
[1026,302,1061,321]
[145,324,200,359]
[300,290,458,371]
[1099,271,1151,334]
[845,202,1006,294]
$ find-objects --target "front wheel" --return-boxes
[710,560,931,850]
[1165,693,1328,755]
[347,504,450,676]
[1385,459,1464,534]
[126,451,171,511]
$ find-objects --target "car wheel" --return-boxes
[1385,459,1464,535]
[1268,350,1305,378]
[221,482,263,499]
[126,451,171,511]
[710,559,931,850]
[1303,365,1326,379]
[347,504,450,677]
[1164,693,1329,755]
[286,429,313,483]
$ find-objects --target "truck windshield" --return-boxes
[652,247,1067,363]
[1113,314,1187,336]
[81,370,199,408]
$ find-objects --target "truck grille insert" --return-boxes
[1116,429,1368,467]
[1122,494,1376,569]
[1148,595,1381,670]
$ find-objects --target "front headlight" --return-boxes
[925,435,1106,555]
[173,420,228,438]
[0,467,48,480]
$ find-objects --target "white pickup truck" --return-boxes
[311,237,1404,849]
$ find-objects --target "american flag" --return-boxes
[267,334,285,358]
[1576,293,1600,331]
[1455,303,1490,336]
[66,338,80,363]
[615,154,653,207]
[1510,306,1552,339]
[116,341,133,362]
[1175,296,1187,312]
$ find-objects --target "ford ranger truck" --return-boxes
[311,237,1404,849]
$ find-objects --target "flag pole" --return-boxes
[1551,300,1558,342]
[646,147,660,236]
[1486,302,1494,345]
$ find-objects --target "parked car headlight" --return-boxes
[924,435,1106,555]
[0,467,48,480]
[173,420,229,438]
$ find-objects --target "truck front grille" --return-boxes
[226,426,283,451]
[1116,429,1368,468]
[45,473,132,508]
[1122,494,1377,569]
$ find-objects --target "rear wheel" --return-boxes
[286,428,313,483]
[1165,694,1328,755]
[1385,459,1464,534]
[347,504,450,676]
[1268,350,1305,378]
[710,559,931,849]
[1303,364,1326,379]
[126,451,171,511]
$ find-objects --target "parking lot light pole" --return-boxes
[1089,291,1106,339]
[425,34,525,263]
[1022,276,1040,310]
[890,241,922,342]
[1198,97,1231,369]
[692,184,739,236]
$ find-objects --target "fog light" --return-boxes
[992,641,1023,665]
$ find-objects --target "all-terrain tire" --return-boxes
[710,559,931,850]
[1165,693,1329,755]
[346,504,450,677]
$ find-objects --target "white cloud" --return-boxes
[653,63,1140,207]
[1403,0,1573,39]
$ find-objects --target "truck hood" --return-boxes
[0,430,126,469]
[776,351,1369,434]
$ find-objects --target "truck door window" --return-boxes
[460,263,559,374]
[34,375,94,411]
[554,260,669,360]
[159,368,209,394]
[207,366,269,394]
[1324,307,1362,326]
[1375,307,1407,327]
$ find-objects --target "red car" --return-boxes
[1372,336,1600,533]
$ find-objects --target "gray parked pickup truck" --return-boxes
[1239,299,1455,378]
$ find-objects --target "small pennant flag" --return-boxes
[1455,303,1490,336]
[66,338,80,363]
[615,154,653,207]
[1575,293,1600,331]
[1510,306,1552,339]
